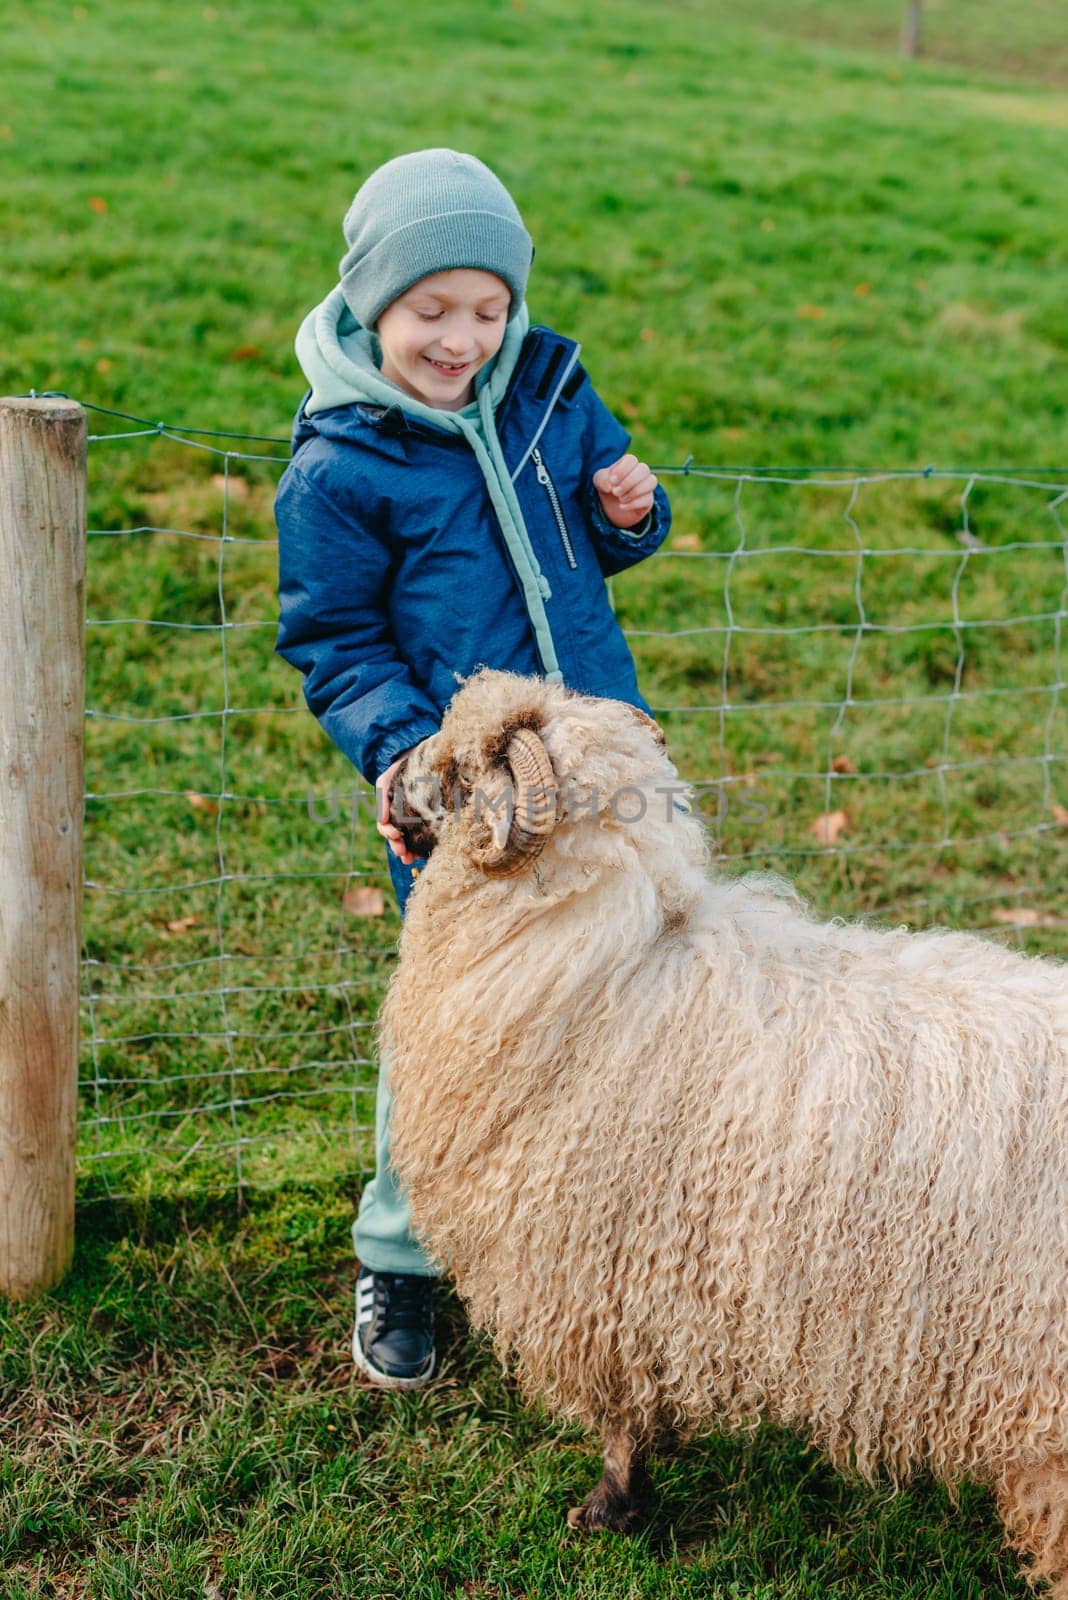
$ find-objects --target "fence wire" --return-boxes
[72,397,1068,1199]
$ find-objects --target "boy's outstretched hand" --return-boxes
[593,453,658,529]
[376,749,419,865]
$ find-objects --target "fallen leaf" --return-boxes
[166,915,199,933]
[185,790,220,813]
[956,527,986,552]
[88,195,108,214]
[991,907,1064,928]
[640,327,657,342]
[761,217,775,232]
[671,532,702,551]
[809,809,848,846]
[940,301,1024,340]
[796,304,826,320]
[1052,804,1068,827]
[675,170,692,187]
[854,282,872,297]
[228,344,262,362]
[830,754,856,774]
[211,472,249,499]
[342,887,385,917]
[95,358,112,374]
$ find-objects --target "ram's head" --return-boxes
[389,670,669,878]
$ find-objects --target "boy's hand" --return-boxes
[376,750,418,865]
[593,453,658,529]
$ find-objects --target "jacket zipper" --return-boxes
[531,447,577,570]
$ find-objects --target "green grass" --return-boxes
[3,0,1068,465]
[714,0,1068,88]
[0,1191,1026,1599]
[3,0,1068,1593]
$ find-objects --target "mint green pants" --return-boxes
[352,1045,440,1276]
[352,848,440,1276]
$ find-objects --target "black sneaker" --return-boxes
[352,1266,436,1389]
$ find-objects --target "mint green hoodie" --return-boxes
[294,287,561,682]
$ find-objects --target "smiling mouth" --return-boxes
[425,358,471,375]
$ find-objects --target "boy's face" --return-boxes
[375,269,511,412]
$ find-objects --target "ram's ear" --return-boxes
[464,766,515,851]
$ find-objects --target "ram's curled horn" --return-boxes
[471,727,558,878]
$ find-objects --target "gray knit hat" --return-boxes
[339,148,533,328]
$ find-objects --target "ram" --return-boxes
[382,668,1068,1595]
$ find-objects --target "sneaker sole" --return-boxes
[351,1323,436,1391]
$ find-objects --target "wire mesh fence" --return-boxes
[68,396,1068,1201]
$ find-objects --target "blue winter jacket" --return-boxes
[274,325,671,785]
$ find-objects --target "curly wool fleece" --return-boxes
[381,668,1068,1594]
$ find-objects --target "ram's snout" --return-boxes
[389,747,446,860]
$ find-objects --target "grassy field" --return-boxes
[3,0,1068,1594]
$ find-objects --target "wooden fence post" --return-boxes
[901,0,922,58]
[0,397,86,1298]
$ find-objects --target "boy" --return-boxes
[275,148,671,1389]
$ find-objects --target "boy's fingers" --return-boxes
[610,466,655,505]
[615,479,657,510]
[597,453,637,489]
[616,460,653,491]
[376,817,415,864]
[627,477,657,502]
[375,761,401,823]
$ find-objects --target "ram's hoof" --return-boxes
[566,1495,644,1534]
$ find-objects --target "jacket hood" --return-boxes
[294,284,530,427]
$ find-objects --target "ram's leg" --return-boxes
[997,1456,1068,1599]
[567,1421,652,1533]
